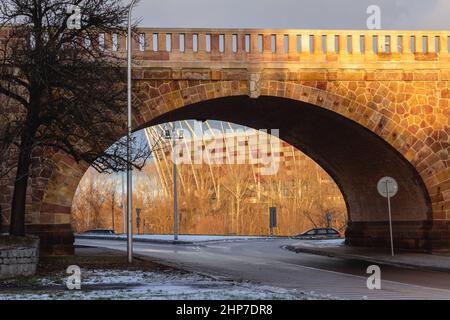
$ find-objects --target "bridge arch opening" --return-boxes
[139,95,432,249]
[72,119,349,238]
[35,93,438,255]
[69,95,432,251]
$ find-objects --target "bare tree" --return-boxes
[221,164,254,234]
[0,0,154,236]
[71,129,349,237]
[72,169,109,230]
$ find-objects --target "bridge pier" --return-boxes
[346,220,450,252]
[25,224,74,256]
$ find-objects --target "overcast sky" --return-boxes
[134,0,449,30]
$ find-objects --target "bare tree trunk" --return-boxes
[10,117,37,236]
[236,199,240,234]
[9,144,31,236]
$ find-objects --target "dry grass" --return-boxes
[0,247,177,290]
[37,247,175,276]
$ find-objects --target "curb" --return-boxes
[283,245,450,273]
[75,235,287,245]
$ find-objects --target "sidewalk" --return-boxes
[284,239,450,273]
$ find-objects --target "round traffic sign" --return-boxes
[377,177,398,198]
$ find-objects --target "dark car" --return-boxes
[82,229,115,235]
[292,228,341,240]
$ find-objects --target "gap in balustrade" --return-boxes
[99,33,105,51]
[284,35,289,54]
[347,35,352,54]
[372,35,378,54]
[206,34,211,53]
[422,36,428,53]
[152,33,158,52]
[322,35,326,54]
[219,34,225,53]
[84,36,91,49]
[309,35,314,53]
[271,34,276,53]
[410,36,416,53]
[434,36,439,53]
[112,33,118,51]
[258,34,263,53]
[139,33,145,52]
[334,35,339,53]
[232,34,238,53]
[193,34,198,52]
[397,36,402,53]
[179,33,185,52]
[166,34,172,52]
[360,35,365,54]
[296,35,301,53]
[385,35,391,54]
[245,34,250,53]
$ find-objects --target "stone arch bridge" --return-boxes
[1,29,449,255]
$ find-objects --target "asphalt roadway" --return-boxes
[75,238,450,300]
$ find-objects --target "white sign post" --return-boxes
[377,177,398,257]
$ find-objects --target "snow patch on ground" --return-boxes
[0,269,342,300]
[291,239,346,248]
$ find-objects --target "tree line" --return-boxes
[72,151,347,236]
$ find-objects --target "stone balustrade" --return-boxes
[106,29,450,65]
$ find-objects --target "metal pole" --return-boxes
[122,172,126,234]
[126,0,137,263]
[173,138,179,241]
[111,189,115,232]
[386,180,395,257]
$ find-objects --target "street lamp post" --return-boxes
[164,128,184,241]
[122,171,126,234]
[126,0,138,263]
[172,137,178,241]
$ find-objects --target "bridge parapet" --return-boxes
[113,29,450,68]
[1,27,449,71]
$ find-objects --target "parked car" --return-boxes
[292,228,341,240]
[82,229,115,235]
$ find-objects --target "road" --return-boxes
[75,238,450,300]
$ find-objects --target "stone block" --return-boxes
[181,69,210,80]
